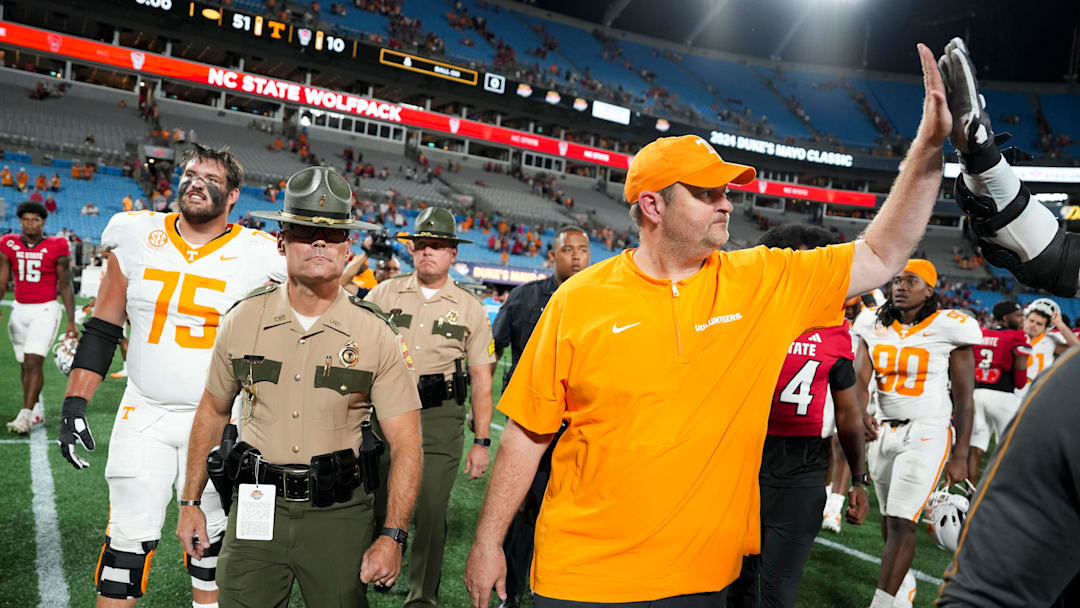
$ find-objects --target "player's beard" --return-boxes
[177,179,228,224]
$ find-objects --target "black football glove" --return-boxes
[937,37,1001,174]
[57,396,95,470]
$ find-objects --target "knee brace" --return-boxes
[95,536,158,599]
[955,178,1080,297]
[185,534,223,591]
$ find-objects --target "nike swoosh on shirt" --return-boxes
[220,255,238,261]
[919,437,933,442]
[612,322,641,334]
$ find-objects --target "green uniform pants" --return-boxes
[375,398,465,607]
[217,491,375,608]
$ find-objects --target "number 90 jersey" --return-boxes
[102,211,286,409]
[853,308,982,426]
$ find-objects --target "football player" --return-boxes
[853,259,980,608]
[56,144,286,608]
[2,201,78,433]
[728,224,870,608]
[1016,298,1079,402]
[967,300,1029,484]
[821,295,867,533]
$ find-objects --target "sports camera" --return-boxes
[366,230,396,262]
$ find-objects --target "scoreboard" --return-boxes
[130,0,355,56]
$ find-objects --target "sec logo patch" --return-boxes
[147,229,168,248]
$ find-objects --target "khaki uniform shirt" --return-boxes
[205,283,421,464]
[365,273,496,377]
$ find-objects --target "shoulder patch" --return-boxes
[348,295,398,334]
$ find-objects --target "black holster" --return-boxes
[417,374,450,409]
[452,357,469,406]
[225,440,262,484]
[206,424,238,514]
[358,420,384,494]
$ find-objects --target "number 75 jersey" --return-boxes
[102,211,286,409]
[853,308,982,425]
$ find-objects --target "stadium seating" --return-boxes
[1039,93,1080,143]
[681,54,812,139]
[0,161,144,238]
[763,69,881,148]
[0,81,142,162]
[512,14,652,100]
[981,90,1039,151]
[617,40,735,127]
[157,109,306,184]
[405,0,496,65]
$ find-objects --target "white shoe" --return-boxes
[30,402,45,428]
[6,408,33,434]
[110,366,127,379]
[894,570,916,608]
[821,492,845,533]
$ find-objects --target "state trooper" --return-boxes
[177,166,424,608]
[365,206,497,607]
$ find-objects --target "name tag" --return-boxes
[236,483,274,541]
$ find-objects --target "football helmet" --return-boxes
[54,336,79,376]
[924,480,976,553]
[1024,297,1059,319]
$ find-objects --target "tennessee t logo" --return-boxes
[694,137,721,159]
[122,406,135,420]
[186,250,199,261]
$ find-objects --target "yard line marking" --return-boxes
[0,438,32,444]
[30,424,71,607]
[814,536,943,585]
[491,422,505,432]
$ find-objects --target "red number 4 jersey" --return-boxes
[0,233,70,304]
[768,321,855,437]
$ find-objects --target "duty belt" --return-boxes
[233,459,360,502]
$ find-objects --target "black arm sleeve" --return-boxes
[71,317,124,378]
[828,358,856,392]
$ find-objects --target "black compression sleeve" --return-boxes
[72,317,124,378]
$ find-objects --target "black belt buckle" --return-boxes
[884,419,911,429]
[282,467,310,502]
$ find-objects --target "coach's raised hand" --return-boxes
[57,395,95,469]
[915,42,952,148]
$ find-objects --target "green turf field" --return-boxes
[2,296,959,607]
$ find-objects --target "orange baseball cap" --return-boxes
[902,259,938,287]
[624,135,756,204]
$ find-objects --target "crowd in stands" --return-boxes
[29,81,67,101]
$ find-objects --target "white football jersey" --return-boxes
[102,211,286,409]
[853,307,982,425]
[1015,331,1066,400]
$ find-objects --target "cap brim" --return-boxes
[396,231,473,244]
[680,159,756,189]
[248,210,381,232]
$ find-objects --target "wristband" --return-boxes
[179,499,202,507]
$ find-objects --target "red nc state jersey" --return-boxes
[974,327,1030,392]
[768,322,854,437]
[0,234,70,304]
